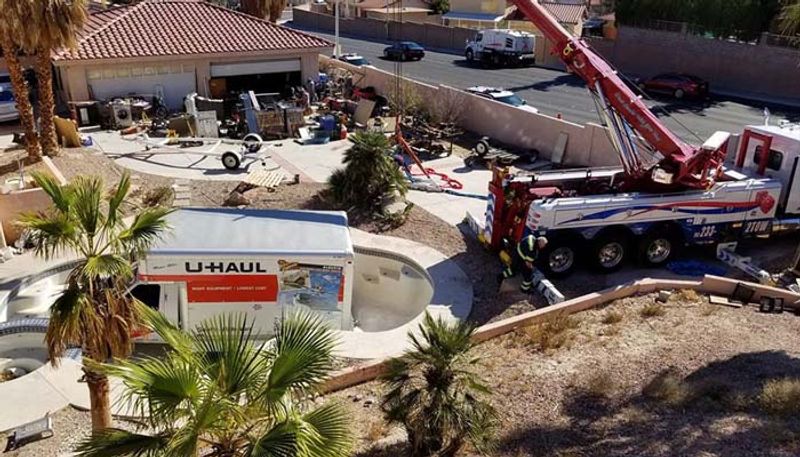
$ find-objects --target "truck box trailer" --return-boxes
[132,208,355,339]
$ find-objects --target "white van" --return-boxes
[0,74,20,123]
[131,208,355,339]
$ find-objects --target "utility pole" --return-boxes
[334,0,341,57]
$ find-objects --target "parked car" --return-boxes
[638,73,709,99]
[338,53,370,66]
[0,73,20,123]
[466,86,539,114]
[383,42,425,61]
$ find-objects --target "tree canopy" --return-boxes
[616,0,784,41]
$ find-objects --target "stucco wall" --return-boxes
[0,158,67,245]
[325,58,618,166]
[587,26,800,104]
[57,51,324,104]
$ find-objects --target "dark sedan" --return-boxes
[383,42,425,61]
[638,73,709,99]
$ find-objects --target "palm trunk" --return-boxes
[34,50,59,156]
[85,367,113,430]
[1,34,41,160]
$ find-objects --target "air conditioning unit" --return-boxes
[111,101,132,128]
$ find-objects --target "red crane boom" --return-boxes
[509,0,728,189]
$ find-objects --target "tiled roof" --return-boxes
[506,1,586,24]
[540,1,586,24]
[54,0,332,62]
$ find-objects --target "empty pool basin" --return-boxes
[351,247,434,332]
[0,333,48,379]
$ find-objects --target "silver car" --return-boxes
[0,74,20,123]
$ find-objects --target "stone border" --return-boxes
[320,275,800,393]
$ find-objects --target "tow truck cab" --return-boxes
[735,124,800,216]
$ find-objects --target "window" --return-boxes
[130,284,161,310]
[0,87,13,103]
[476,32,483,42]
[87,69,102,80]
[753,146,784,171]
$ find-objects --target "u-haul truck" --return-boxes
[131,208,355,339]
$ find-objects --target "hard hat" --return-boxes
[536,236,548,246]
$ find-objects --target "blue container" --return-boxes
[320,115,336,132]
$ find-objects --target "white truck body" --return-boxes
[133,208,355,340]
[465,29,536,66]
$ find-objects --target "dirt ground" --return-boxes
[330,292,800,457]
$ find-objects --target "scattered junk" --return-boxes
[4,413,54,451]
[464,136,545,169]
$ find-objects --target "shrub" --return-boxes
[759,378,800,417]
[381,313,497,457]
[643,369,686,406]
[602,310,624,325]
[326,132,408,217]
[141,185,174,207]
[640,302,666,318]
[585,371,617,399]
[523,314,580,352]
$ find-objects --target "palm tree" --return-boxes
[17,172,172,430]
[0,27,41,160]
[74,310,353,457]
[381,313,497,457]
[1,0,88,156]
[326,131,408,213]
[781,1,800,36]
[240,0,284,22]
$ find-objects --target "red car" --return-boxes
[639,73,709,99]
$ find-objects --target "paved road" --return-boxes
[291,25,800,144]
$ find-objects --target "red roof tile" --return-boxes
[54,0,332,62]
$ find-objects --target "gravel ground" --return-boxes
[330,292,800,457]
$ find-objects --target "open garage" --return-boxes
[54,0,332,110]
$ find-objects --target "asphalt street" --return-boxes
[291,25,800,144]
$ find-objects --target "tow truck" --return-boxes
[477,0,800,277]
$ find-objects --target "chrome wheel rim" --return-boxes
[223,155,238,168]
[549,247,574,273]
[647,238,671,263]
[598,242,624,268]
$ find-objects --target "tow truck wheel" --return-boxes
[674,89,685,99]
[639,231,676,267]
[221,151,241,170]
[466,49,474,62]
[538,240,577,278]
[591,234,628,272]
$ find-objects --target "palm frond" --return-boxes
[119,207,173,257]
[300,402,353,457]
[31,171,72,214]
[137,303,195,356]
[105,171,131,231]
[247,418,301,457]
[16,211,77,259]
[81,253,133,281]
[71,175,105,239]
[74,428,170,457]
[264,313,337,401]
[193,313,266,396]
[45,283,100,364]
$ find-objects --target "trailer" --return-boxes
[131,208,355,339]
[117,133,264,170]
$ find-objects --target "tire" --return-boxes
[639,230,678,267]
[590,233,629,272]
[674,88,685,99]
[154,106,168,119]
[466,49,474,62]
[491,55,501,67]
[537,239,579,278]
[475,139,490,156]
[242,133,262,154]
[221,151,241,170]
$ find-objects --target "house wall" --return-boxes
[324,57,618,167]
[57,51,323,105]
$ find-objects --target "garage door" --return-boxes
[87,64,196,110]
[210,59,301,78]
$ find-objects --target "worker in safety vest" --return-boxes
[498,235,548,293]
